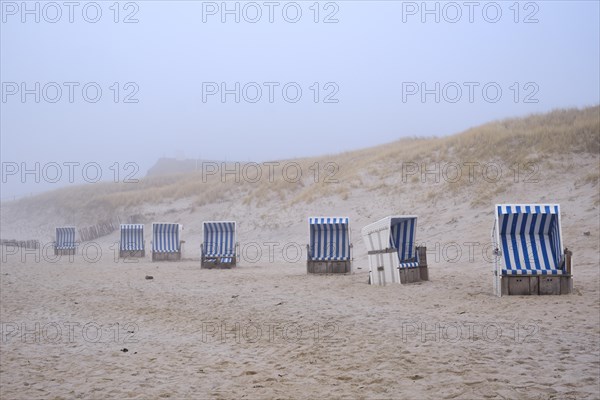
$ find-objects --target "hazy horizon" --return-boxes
[2,1,599,199]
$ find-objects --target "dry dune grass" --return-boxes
[3,106,599,221]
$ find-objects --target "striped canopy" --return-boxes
[120,224,144,251]
[389,217,417,263]
[55,227,76,250]
[309,217,351,261]
[203,221,236,259]
[152,223,181,253]
[494,204,563,275]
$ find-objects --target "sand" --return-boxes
[1,245,599,399]
[1,152,599,399]
[2,221,599,398]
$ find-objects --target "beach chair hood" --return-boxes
[203,221,236,258]
[493,204,564,275]
[120,224,144,251]
[55,227,76,249]
[308,217,351,261]
[152,223,181,253]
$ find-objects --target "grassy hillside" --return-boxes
[2,106,599,229]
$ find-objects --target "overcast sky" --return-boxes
[1,0,599,199]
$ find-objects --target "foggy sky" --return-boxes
[1,1,599,199]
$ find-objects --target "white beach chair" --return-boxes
[362,216,428,286]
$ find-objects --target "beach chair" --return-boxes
[54,226,77,256]
[492,204,573,296]
[151,223,183,261]
[362,216,428,286]
[201,221,238,268]
[119,224,145,258]
[307,217,352,274]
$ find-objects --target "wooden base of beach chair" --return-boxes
[152,252,181,261]
[399,268,420,283]
[201,263,236,269]
[120,250,145,258]
[201,258,236,269]
[368,246,428,286]
[54,248,76,256]
[399,266,427,283]
[307,260,351,274]
[500,275,572,296]
[397,267,429,284]
[418,266,429,281]
[417,246,428,281]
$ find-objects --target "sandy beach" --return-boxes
[1,241,599,399]
[1,108,599,399]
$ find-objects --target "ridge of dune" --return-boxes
[1,106,598,249]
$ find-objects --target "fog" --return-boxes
[1,1,599,199]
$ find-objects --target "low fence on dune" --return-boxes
[125,214,144,224]
[78,220,118,242]
[0,239,40,249]
[78,215,145,242]
[1,215,145,247]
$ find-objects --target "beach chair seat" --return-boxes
[398,259,420,269]
[501,269,565,276]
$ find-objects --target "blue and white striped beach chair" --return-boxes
[307,217,352,274]
[54,226,77,255]
[201,221,238,268]
[151,223,183,261]
[492,204,572,296]
[120,224,145,258]
[362,216,428,286]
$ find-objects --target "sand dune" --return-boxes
[1,108,599,398]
